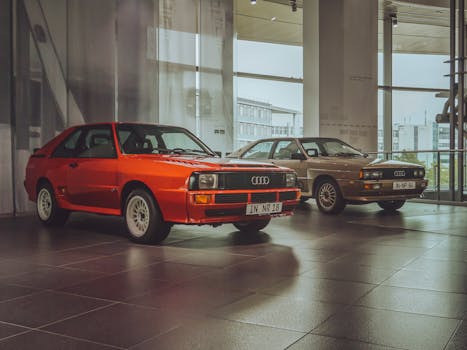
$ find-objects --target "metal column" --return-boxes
[449,0,456,200]
[458,0,465,201]
[383,14,393,155]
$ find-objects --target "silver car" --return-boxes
[228,137,428,214]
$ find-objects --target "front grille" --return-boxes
[215,193,248,204]
[220,172,286,190]
[381,168,419,180]
[251,192,277,203]
[279,191,297,201]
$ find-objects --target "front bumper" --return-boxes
[185,188,300,224]
[338,178,428,202]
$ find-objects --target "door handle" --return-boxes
[69,162,78,169]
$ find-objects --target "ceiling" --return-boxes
[235,0,451,54]
[234,0,302,46]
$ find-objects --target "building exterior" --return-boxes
[235,98,302,149]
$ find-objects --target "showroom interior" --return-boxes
[0,0,466,349]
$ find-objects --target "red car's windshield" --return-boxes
[117,124,215,156]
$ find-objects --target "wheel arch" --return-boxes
[120,180,164,219]
[36,177,52,194]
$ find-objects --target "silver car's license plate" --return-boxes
[246,202,282,215]
[393,181,416,190]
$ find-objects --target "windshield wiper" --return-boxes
[334,152,362,157]
[167,148,212,156]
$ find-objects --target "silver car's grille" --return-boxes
[381,168,419,179]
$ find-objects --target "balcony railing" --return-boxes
[367,149,466,203]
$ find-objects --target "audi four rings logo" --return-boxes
[251,176,270,185]
[394,170,405,177]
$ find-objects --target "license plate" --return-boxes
[393,181,416,190]
[246,202,283,215]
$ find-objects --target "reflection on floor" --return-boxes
[0,202,466,349]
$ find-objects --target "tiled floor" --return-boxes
[0,201,466,349]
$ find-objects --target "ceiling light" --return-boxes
[251,0,256,4]
[271,17,276,21]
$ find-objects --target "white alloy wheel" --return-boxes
[37,188,53,221]
[318,183,337,209]
[126,195,151,238]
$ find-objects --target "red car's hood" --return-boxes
[125,154,283,170]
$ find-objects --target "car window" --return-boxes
[272,140,301,160]
[160,132,203,152]
[77,127,116,159]
[321,141,362,157]
[300,141,321,155]
[242,141,274,159]
[117,124,214,156]
[52,129,82,158]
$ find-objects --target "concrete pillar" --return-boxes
[303,0,378,152]
[0,0,14,215]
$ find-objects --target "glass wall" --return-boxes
[233,1,303,150]
[378,12,453,200]
[10,0,232,213]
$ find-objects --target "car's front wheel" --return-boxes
[36,183,70,226]
[315,179,346,214]
[233,218,271,233]
[377,200,406,211]
[124,189,171,244]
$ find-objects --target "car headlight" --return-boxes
[413,169,425,178]
[285,173,297,187]
[360,169,383,180]
[198,173,218,189]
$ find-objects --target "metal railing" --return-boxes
[366,149,466,203]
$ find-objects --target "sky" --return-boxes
[237,40,450,127]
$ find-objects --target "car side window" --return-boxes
[52,129,83,158]
[273,140,301,160]
[301,141,321,155]
[76,127,116,159]
[242,141,274,159]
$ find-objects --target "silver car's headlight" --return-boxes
[360,169,383,180]
[413,169,425,178]
[198,173,218,189]
[285,173,297,187]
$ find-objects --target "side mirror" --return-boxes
[33,148,40,153]
[305,148,318,157]
[291,153,306,160]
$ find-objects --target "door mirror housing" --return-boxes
[305,148,319,157]
[291,153,306,160]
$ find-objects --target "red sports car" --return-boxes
[24,123,300,243]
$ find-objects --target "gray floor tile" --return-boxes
[312,306,460,350]
[130,317,304,350]
[357,285,467,318]
[212,293,343,332]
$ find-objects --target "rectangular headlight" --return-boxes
[360,169,383,180]
[414,169,425,178]
[285,173,297,187]
[198,173,218,189]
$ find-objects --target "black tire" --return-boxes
[377,200,406,211]
[36,182,70,226]
[233,218,271,233]
[315,179,346,214]
[124,189,171,244]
